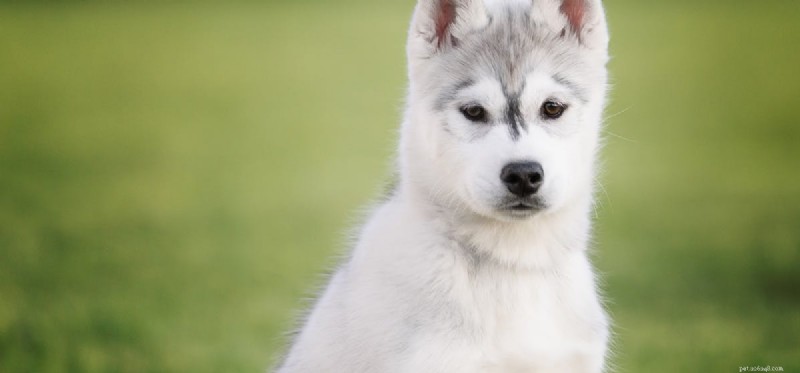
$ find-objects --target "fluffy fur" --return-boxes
[276,0,611,371]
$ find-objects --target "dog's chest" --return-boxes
[457,269,600,369]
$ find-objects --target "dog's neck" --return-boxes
[395,181,593,271]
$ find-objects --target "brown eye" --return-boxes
[541,101,567,119]
[460,105,488,122]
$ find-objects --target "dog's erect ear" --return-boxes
[531,0,607,50]
[560,0,587,34]
[410,0,488,51]
[557,0,607,48]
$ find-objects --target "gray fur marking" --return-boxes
[503,87,526,140]
[433,3,592,141]
[435,78,476,111]
[553,73,588,103]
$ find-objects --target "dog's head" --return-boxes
[400,0,609,221]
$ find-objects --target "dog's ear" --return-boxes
[560,0,587,34]
[409,0,488,52]
[557,0,608,49]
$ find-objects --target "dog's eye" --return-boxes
[541,101,567,119]
[460,105,488,122]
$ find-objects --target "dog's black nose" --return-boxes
[500,162,544,198]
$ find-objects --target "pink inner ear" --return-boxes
[560,0,586,33]
[435,0,457,47]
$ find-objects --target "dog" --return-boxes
[277,0,611,371]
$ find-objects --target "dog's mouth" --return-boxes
[499,198,547,216]
[510,203,535,210]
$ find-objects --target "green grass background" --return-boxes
[1,1,798,372]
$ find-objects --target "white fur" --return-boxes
[277,0,611,372]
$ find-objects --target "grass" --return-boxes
[0,1,798,372]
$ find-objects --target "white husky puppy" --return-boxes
[277,0,611,371]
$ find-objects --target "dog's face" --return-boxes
[402,0,609,221]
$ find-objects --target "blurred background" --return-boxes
[1,0,798,372]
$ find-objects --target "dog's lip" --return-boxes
[500,198,546,211]
[510,203,535,210]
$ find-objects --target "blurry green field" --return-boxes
[1,1,798,372]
